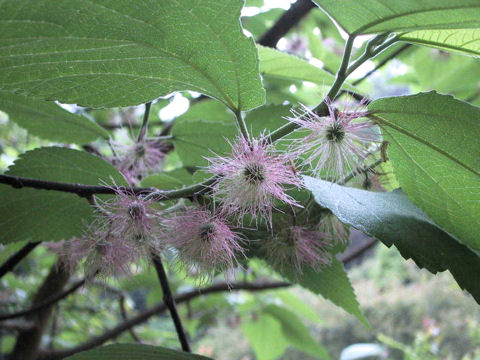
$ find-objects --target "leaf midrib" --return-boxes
[369,113,480,178]
[353,4,480,34]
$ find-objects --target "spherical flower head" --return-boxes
[116,138,165,184]
[318,212,349,247]
[60,227,138,280]
[105,188,163,257]
[164,207,244,282]
[287,97,378,182]
[60,188,163,280]
[206,135,303,227]
[265,226,332,274]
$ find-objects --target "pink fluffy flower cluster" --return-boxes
[62,98,372,281]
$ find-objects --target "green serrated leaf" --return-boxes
[303,176,480,305]
[241,313,288,360]
[313,0,480,35]
[280,259,369,327]
[244,104,290,137]
[0,0,265,110]
[399,29,480,57]
[368,92,480,251]
[176,100,235,124]
[0,147,126,244]
[0,91,108,144]
[65,344,212,360]
[258,45,336,86]
[172,119,236,167]
[141,168,195,190]
[264,304,330,359]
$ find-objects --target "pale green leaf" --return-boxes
[172,119,236,167]
[0,147,126,244]
[264,304,330,359]
[368,92,480,251]
[65,344,212,360]
[258,45,336,85]
[303,176,480,305]
[241,313,288,360]
[0,91,108,144]
[399,29,480,57]
[0,0,265,110]
[279,259,369,327]
[141,168,195,190]
[313,0,480,35]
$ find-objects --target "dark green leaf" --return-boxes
[258,45,337,85]
[0,91,108,144]
[65,344,213,360]
[241,313,288,360]
[313,0,480,35]
[172,120,236,167]
[141,168,195,190]
[399,29,480,57]
[0,0,265,110]
[264,304,330,359]
[368,92,480,251]
[176,101,234,124]
[280,259,369,327]
[244,104,290,137]
[0,147,125,244]
[304,176,480,305]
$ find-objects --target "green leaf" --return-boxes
[275,290,323,324]
[303,176,480,305]
[264,304,330,359]
[399,29,480,57]
[0,0,265,110]
[400,48,480,100]
[141,168,195,190]
[0,147,126,244]
[241,313,288,360]
[368,92,480,251]
[65,344,213,360]
[313,0,480,35]
[244,104,290,137]
[280,259,368,327]
[0,91,108,144]
[176,100,234,124]
[258,45,337,85]
[172,119,236,167]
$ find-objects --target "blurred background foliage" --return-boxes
[0,0,479,359]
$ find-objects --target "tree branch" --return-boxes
[37,280,290,360]
[258,0,316,47]
[0,242,40,279]
[9,260,71,360]
[36,240,378,360]
[352,44,411,86]
[0,278,85,321]
[0,174,215,201]
[151,253,191,352]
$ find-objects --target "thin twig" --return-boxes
[352,44,411,86]
[0,242,40,279]
[0,279,85,321]
[137,102,152,142]
[150,253,191,352]
[0,174,215,201]
[118,296,142,343]
[37,280,290,360]
[258,0,316,47]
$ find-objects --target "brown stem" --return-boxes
[37,280,290,360]
[0,242,40,279]
[9,260,71,360]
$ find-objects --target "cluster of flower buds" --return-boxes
[62,97,375,281]
[60,188,162,279]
